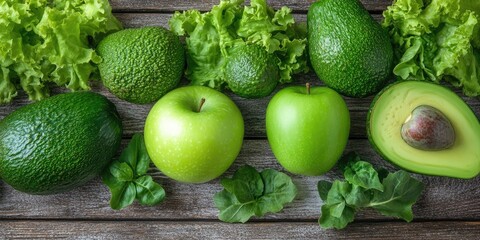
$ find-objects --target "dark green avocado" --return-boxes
[308,0,393,97]
[0,92,123,194]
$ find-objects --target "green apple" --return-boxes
[144,86,244,183]
[266,84,350,176]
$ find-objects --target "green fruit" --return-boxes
[225,44,279,98]
[144,86,244,183]
[0,92,123,194]
[307,0,393,98]
[367,81,480,179]
[266,84,350,176]
[97,26,185,104]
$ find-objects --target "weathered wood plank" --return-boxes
[1,139,479,221]
[1,220,480,239]
[109,0,393,13]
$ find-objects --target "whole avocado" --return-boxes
[97,26,185,104]
[0,92,123,194]
[308,0,393,97]
[224,44,279,99]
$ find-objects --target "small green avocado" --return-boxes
[308,0,393,97]
[367,81,480,179]
[0,92,123,194]
[224,44,279,99]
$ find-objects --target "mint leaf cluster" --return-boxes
[214,165,297,223]
[102,133,165,210]
[318,152,424,229]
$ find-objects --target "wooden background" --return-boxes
[2,0,480,239]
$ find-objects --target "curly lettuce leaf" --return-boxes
[169,0,308,89]
[0,0,121,103]
[383,0,480,96]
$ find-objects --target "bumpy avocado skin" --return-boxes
[224,44,279,99]
[367,81,480,179]
[97,27,185,104]
[0,92,123,194]
[308,0,393,98]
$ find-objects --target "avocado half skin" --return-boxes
[0,92,123,194]
[366,81,480,179]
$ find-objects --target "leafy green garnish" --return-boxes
[319,152,424,229]
[169,0,308,89]
[102,133,165,210]
[214,165,297,223]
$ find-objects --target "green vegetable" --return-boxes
[0,0,122,104]
[383,0,480,96]
[318,152,424,229]
[0,92,123,195]
[169,0,308,89]
[103,133,165,210]
[214,165,297,223]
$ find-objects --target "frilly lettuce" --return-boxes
[0,0,122,104]
[169,0,308,89]
[382,0,480,96]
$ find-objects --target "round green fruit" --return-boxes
[266,84,350,176]
[144,86,244,183]
[97,26,185,104]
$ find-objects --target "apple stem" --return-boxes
[197,98,206,112]
[306,83,311,95]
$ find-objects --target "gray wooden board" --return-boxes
[109,0,393,12]
[1,220,480,239]
[1,1,480,239]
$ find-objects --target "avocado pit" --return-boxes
[401,105,455,151]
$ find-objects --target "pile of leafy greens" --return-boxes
[382,0,480,96]
[169,0,308,89]
[318,152,424,229]
[0,0,122,103]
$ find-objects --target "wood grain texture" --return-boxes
[109,0,394,13]
[1,139,479,221]
[1,220,480,239]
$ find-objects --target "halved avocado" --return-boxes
[367,81,480,179]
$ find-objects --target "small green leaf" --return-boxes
[317,180,333,201]
[133,133,151,176]
[220,165,264,203]
[214,190,256,223]
[255,169,297,216]
[343,153,384,191]
[214,165,297,223]
[134,175,166,206]
[109,162,134,182]
[368,170,424,222]
[110,182,136,210]
[319,204,355,230]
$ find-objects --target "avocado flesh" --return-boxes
[368,81,480,179]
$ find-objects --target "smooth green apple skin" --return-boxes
[266,86,350,176]
[144,86,244,183]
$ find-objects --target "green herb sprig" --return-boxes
[214,165,297,223]
[318,152,424,229]
[102,133,165,210]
